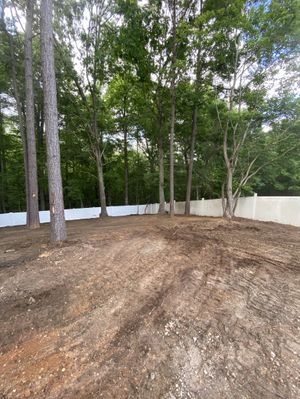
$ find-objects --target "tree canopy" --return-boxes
[0,0,299,216]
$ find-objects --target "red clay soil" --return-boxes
[0,215,299,399]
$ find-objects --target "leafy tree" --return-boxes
[0,0,299,223]
[210,0,299,217]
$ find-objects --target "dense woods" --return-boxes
[0,0,299,223]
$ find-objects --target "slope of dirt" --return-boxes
[0,215,299,399]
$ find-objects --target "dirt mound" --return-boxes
[0,216,299,398]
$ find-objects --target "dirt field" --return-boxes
[0,215,299,399]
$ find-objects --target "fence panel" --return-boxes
[1,196,299,228]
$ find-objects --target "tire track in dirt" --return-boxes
[0,216,299,398]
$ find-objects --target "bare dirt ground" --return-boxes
[0,215,299,399]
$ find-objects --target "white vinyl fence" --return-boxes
[0,204,148,228]
[172,194,300,227]
[0,195,299,228]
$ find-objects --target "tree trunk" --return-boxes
[94,144,108,218]
[25,0,40,228]
[156,91,165,214]
[185,38,202,216]
[158,127,165,213]
[37,104,46,210]
[0,108,6,213]
[169,0,177,217]
[124,128,129,205]
[1,3,29,212]
[41,0,67,242]
[225,166,234,219]
[135,136,140,206]
[185,106,197,215]
[91,90,108,218]
[5,26,29,214]
[221,181,227,216]
[169,90,175,216]
[233,194,239,214]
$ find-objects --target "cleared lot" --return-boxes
[0,215,299,398]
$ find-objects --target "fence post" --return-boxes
[252,193,257,219]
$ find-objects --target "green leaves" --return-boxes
[1,0,299,213]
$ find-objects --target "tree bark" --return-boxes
[221,180,227,216]
[169,0,177,217]
[0,8,4,211]
[135,136,140,206]
[41,0,67,242]
[94,144,108,218]
[72,74,108,217]
[37,102,46,210]
[225,165,234,218]
[158,127,165,213]
[221,31,240,220]
[185,36,202,216]
[124,127,129,205]
[25,0,40,228]
[169,91,175,216]
[91,90,108,218]
[156,88,166,214]
[121,95,129,206]
[4,25,29,214]
[0,108,6,213]
[185,106,197,215]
